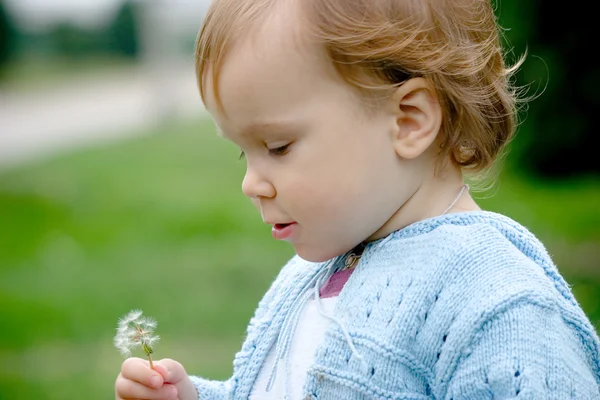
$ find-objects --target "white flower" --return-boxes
[114,309,160,358]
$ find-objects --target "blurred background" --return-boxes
[0,0,598,398]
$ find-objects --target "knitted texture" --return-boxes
[190,211,600,399]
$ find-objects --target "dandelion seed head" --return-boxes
[120,309,143,325]
[146,335,160,347]
[114,309,159,359]
[141,317,157,330]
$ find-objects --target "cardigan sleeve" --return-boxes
[185,256,305,400]
[444,301,600,399]
[189,375,231,400]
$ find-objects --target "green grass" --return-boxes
[0,56,138,92]
[0,117,598,399]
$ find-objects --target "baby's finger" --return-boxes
[115,374,177,400]
[154,359,198,400]
[121,357,164,388]
[154,358,187,384]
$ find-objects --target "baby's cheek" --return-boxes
[292,184,335,215]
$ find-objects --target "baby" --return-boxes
[115,0,600,399]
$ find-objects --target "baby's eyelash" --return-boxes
[268,144,291,156]
[238,144,290,160]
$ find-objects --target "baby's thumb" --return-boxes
[153,358,198,400]
[153,358,187,385]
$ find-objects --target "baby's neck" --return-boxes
[366,166,479,242]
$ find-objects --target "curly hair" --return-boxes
[196,0,525,173]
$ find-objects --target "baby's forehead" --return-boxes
[199,0,350,119]
[227,3,320,69]
[209,11,336,114]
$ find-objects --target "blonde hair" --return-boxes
[196,0,524,173]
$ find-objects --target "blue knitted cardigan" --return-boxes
[190,211,600,399]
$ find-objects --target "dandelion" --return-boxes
[114,309,160,369]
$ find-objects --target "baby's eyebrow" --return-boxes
[217,121,301,141]
[239,121,298,138]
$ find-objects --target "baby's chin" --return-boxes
[293,243,354,263]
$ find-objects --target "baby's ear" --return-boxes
[388,77,442,159]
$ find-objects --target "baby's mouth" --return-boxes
[271,222,297,240]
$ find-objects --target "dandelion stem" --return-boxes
[148,354,154,369]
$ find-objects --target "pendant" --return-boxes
[343,253,360,270]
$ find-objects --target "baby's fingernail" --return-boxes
[150,376,161,388]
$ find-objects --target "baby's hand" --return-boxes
[115,357,198,400]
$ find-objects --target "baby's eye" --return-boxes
[268,144,291,157]
[238,150,245,160]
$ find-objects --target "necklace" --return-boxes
[342,184,469,270]
[342,243,365,271]
[343,245,365,270]
[441,184,469,215]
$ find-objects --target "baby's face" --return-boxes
[203,10,415,262]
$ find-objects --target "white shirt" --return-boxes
[249,297,338,399]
